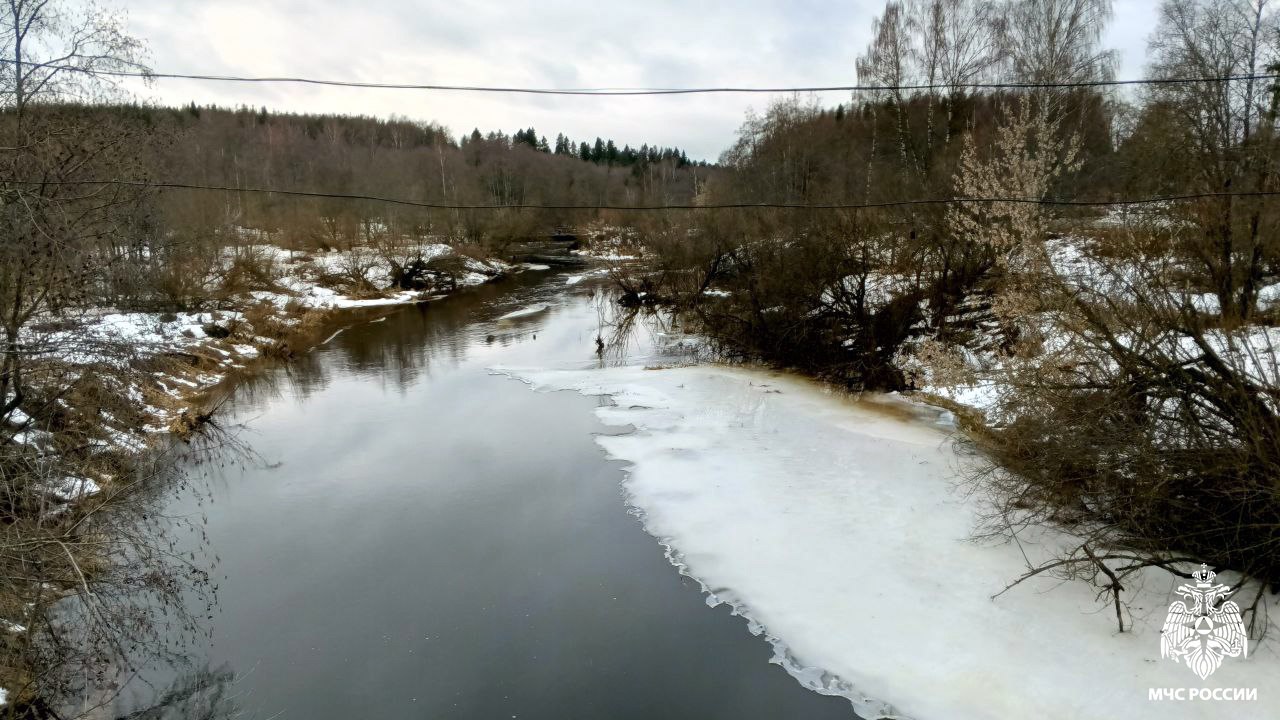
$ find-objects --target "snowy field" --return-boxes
[499,362,1279,719]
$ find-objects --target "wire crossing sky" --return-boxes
[8,179,1278,212]
[116,0,1163,160]
[10,59,1272,95]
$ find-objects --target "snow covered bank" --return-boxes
[498,363,1279,719]
[900,235,1280,417]
[229,242,510,310]
[10,243,514,464]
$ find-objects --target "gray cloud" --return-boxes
[121,0,1158,161]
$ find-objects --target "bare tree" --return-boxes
[994,0,1116,85]
[1145,0,1280,318]
[858,2,915,94]
[0,3,218,716]
[910,0,999,92]
[0,0,148,112]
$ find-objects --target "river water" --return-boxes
[113,272,855,719]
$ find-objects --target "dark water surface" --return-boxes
[117,272,854,719]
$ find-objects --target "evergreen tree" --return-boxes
[538,135,550,153]
[579,141,591,162]
[512,127,536,149]
[591,137,605,163]
[470,128,482,143]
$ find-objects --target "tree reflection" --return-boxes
[0,422,270,720]
[113,664,239,720]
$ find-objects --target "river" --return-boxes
[110,271,855,719]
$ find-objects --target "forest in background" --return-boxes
[0,99,710,319]
[145,104,706,237]
[1,0,1280,714]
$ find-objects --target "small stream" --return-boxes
[112,271,855,719]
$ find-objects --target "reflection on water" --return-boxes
[111,272,856,720]
[115,666,239,720]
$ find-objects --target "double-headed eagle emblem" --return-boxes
[1160,564,1248,679]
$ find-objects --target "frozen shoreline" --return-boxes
[498,362,1279,720]
[11,243,515,458]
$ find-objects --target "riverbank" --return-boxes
[15,243,523,452]
[496,359,1280,719]
[42,231,646,453]
[0,242,535,709]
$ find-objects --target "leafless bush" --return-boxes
[962,293,1280,635]
[933,93,1280,636]
[0,435,222,717]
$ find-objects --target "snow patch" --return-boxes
[50,476,101,501]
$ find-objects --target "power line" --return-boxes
[6,178,1279,210]
[5,60,1278,95]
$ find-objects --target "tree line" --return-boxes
[137,104,707,252]
[496,126,697,168]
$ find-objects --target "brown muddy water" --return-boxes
[108,271,857,719]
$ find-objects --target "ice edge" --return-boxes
[490,364,909,720]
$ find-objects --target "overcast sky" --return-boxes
[121,0,1158,161]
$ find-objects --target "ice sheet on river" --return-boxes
[495,363,1279,720]
[497,303,551,320]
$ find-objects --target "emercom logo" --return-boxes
[1159,564,1248,680]
[1149,688,1257,701]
